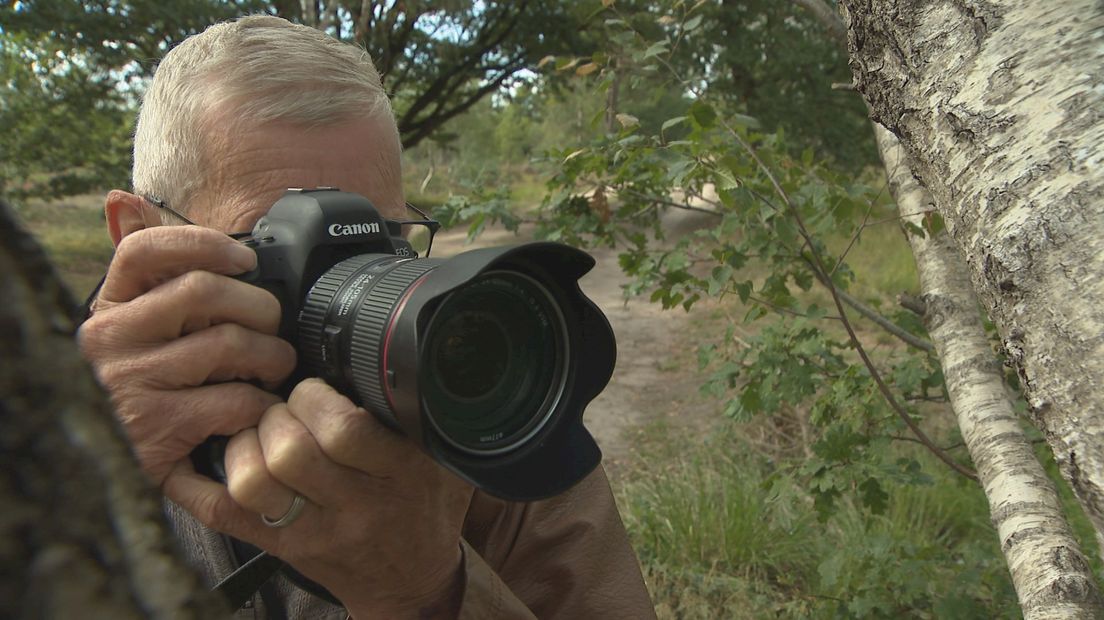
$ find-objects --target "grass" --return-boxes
[12,193,113,300]
[618,420,1023,619]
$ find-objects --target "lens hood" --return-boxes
[378,242,614,501]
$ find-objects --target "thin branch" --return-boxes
[620,188,724,216]
[748,295,842,320]
[898,293,927,316]
[834,287,933,352]
[889,435,965,451]
[723,117,977,482]
[830,196,877,276]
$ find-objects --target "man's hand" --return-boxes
[77,225,296,484]
[164,378,475,619]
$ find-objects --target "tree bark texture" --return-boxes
[842,0,1104,547]
[0,201,226,618]
[878,125,1104,619]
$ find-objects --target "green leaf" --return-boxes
[683,15,703,32]
[643,40,669,60]
[734,281,752,303]
[660,115,687,132]
[859,477,889,514]
[688,99,717,129]
[729,113,761,129]
[923,211,945,236]
[715,169,740,190]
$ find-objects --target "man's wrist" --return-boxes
[344,544,464,619]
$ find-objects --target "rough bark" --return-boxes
[841,0,1104,548]
[879,126,1104,619]
[0,200,226,618]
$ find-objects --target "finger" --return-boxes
[123,382,283,483]
[163,460,282,550]
[100,226,258,306]
[142,270,282,339]
[225,428,302,519]
[286,378,407,473]
[120,323,296,390]
[258,402,359,507]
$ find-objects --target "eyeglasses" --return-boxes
[141,194,441,255]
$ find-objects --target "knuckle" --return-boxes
[76,316,106,354]
[317,409,363,460]
[112,229,156,271]
[227,461,266,505]
[171,269,221,301]
[207,322,248,354]
[265,428,311,481]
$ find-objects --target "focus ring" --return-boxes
[349,260,438,424]
[299,257,371,384]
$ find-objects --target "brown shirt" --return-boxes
[165,466,656,619]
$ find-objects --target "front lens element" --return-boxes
[431,311,511,400]
[420,271,568,455]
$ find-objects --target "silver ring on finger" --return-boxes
[262,494,306,528]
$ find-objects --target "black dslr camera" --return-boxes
[215,187,615,501]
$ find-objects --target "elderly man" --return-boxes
[77,14,654,620]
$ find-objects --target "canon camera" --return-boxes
[204,188,615,501]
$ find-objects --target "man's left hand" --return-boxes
[163,378,475,618]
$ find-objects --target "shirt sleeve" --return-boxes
[456,465,656,619]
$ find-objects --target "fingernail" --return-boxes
[227,243,257,271]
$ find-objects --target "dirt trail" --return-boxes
[430,210,714,472]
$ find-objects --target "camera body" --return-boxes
[217,188,615,503]
[234,187,414,344]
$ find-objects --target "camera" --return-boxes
[210,187,616,501]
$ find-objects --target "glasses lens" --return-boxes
[408,225,433,256]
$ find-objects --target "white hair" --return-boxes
[132,15,398,223]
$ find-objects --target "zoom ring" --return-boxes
[349,260,438,424]
[298,255,387,386]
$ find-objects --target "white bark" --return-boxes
[878,126,1103,619]
[842,0,1104,551]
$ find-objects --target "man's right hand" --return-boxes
[77,225,297,485]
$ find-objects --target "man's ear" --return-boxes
[105,190,156,247]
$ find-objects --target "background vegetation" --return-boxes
[5,1,1102,617]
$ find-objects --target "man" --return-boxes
[77,15,655,620]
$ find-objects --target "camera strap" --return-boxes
[213,549,285,611]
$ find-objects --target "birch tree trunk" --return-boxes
[878,126,1103,618]
[0,200,225,618]
[841,0,1104,548]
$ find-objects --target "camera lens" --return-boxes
[300,258,568,457]
[419,271,568,455]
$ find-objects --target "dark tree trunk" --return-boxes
[0,200,225,618]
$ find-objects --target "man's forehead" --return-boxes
[198,113,405,232]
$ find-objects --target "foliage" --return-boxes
[0,32,134,201]
[0,0,603,201]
